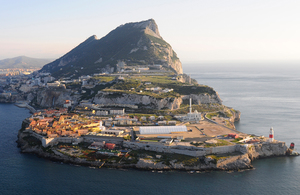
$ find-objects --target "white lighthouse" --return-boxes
[269,127,274,142]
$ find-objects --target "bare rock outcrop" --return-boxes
[94,91,182,110]
[217,154,252,170]
[183,92,222,105]
[248,142,288,160]
[33,88,79,108]
[136,158,170,170]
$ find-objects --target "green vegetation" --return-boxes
[138,75,178,85]
[92,76,115,83]
[66,82,81,90]
[204,139,233,148]
[100,74,216,100]
[231,138,243,144]
[104,88,180,99]
[145,34,170,47]
[206,110,233,119]
[140,140,159,142]
[206,112,219,119]
[206,155,228,163]
[112,79,141,90]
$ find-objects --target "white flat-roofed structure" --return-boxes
[101,129,124,135]
[139,126,187,135]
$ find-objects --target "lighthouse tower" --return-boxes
[269,127,274,142]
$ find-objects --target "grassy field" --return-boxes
[204,139,233,148]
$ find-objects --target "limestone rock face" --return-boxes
[94,91,182,110]
[217,154,252,170]
[248,142,288,160]
[183,92,223,104]
[19,84,33,93]
[93,91,223,110]
[136,158,170,170]
[34,89,77,108]
[170,58,183,74]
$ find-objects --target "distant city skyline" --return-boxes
[1,0,300,64]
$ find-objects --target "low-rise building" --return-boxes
[96,110,109,116]
[101,129,124,136]
[110,108,125,115]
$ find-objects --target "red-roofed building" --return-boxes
[105,143,116,150]
[64,100,73,108]
[77,129,89,136]
[228,133,239,139]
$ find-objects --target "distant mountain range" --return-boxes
[40,19,183,78]
[0,56,53,69]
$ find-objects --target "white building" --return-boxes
[96,110,109,116]
[178,98,202,122]
[139,126,187,135]
[63,100,73,108]
[101,129,124,135]
[99,121,106,131]
[110,108,125,115]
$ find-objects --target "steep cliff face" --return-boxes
[231,109,241,122]
[93,90,223,110]
[183,92,223,104]
[170,57,183,74]
[33,89,77,108]
[94,91,182,110]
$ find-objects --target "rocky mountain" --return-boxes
[40,19,183,78]
[0,56,53,69]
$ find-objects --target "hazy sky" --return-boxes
[1,0,300,64]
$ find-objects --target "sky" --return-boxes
[1,0,300,65]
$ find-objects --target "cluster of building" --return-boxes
[28,108,97,138]
[26,107,140,145]
[144,86,174,93]
[0,68,38,76]
[29,108,127,138]
[175,98,202,122]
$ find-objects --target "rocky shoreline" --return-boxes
[16,119,291,172]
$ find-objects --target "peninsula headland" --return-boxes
[0,19,296,172]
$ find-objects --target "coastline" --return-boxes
[14,101,37,113]
[16,117,291,172]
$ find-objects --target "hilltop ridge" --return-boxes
[0,56,53,69]
[40,19,183,78]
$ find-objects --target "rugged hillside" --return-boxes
[39,19,183,78]
[0,56,53,69]
[93,91,183,110]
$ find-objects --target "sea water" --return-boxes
[1,64,300,195]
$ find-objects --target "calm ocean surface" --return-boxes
[1,64,300,195]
